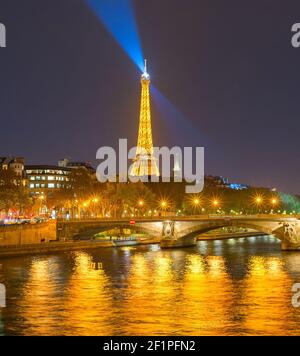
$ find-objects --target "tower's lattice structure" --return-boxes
[130,60,160,177]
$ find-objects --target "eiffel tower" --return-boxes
[130,60,160,177]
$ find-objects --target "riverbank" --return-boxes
[0,238,160,259]
[0,232,268,259]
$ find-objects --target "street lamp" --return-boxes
[38,194,46,216]
[137,200,145,217]
[194,198,200,206]
[160,201,167,217]
[254,195,263,214]
[92,198,99,218]
[213,199,219,207]
[270,197,279,215]
[190,197,202,215]
[209,197,221,213]
[271,198,278,205]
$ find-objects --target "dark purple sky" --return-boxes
[0,0,300,193]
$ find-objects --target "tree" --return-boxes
[0,169,33,216]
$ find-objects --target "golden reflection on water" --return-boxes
[62,252,112,336]
[17,258,63,335]
[2,238,300,336]
[240,256,293,335]
[182,255,234,335]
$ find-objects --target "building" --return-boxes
[130,60,160,177]
[58,158,96,175]
[25,165,71,196]
[0,156,25,176]
[205,175,248,190]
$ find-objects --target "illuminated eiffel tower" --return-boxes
[130,60,160,177]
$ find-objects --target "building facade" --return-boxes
[58,158,96,176]
[0,157,25,176]
[25,165,71,196]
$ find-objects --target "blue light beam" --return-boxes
[86,0,144,71]
[151,85,214,149]
[86,0,213,150]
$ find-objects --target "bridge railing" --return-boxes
[56,213,300,223]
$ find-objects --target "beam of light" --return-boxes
[86,0,213,150]
[86,0,144,71]
[151,85,213,148]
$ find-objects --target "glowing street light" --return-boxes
[256,197,262,204]
[138,200,144,207]
[271,198,278,205]
[213,199,219,207]
[160,200,168,217]
[194,198,200,206]
[252,195,264,214]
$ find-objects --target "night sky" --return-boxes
[0,0,300,193]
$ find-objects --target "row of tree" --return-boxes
[1,167,300,218]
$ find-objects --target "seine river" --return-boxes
[1,236,300,336]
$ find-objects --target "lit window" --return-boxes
[29,184,34,188]
[48,183,55,188]
[30,177,35,180]
[48,176,54,181]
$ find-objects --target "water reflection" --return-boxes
[0,236,300,335]
[240,256,292,335]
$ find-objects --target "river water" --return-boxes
[0,236,300,336]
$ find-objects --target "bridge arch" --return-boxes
[58,220,161,240]
[178,221,275,241]
[161,218,300,249]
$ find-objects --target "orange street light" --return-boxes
[194,198,200,205]
[213,199,219,207]
[271,198,278,205]
[256,197,262,204]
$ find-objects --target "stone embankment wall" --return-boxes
[0,221,57,246]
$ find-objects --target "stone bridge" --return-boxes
[57,215,300,250]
